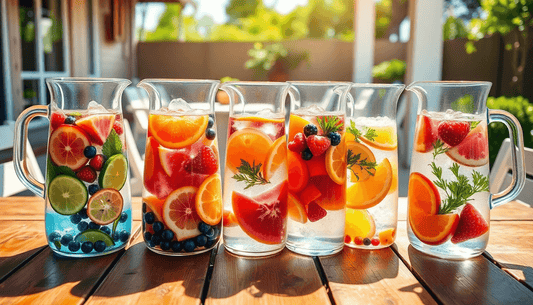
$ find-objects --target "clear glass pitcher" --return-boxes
[406,81,525,259]
[344,83,404,249]
[220,81,290,257]
[137,79,222,256]
[14,77,132,257]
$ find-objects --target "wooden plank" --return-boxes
[320,247,437,305]
[132,197,142,221]
[394,220,533,304]
[206,246,330,305]
[85,233,210,305]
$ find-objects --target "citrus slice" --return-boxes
[195,173,222,225]
[407,172,440,219]
[75,229,115,247]
[226,128,273,173]
[143,195,165,224]
[410,214,460,245]
[148,114,208,149]
[287,150,309,193]
[446,123,489,167]
[345,208,376,240]
[379,228,396,245]
[99,154,128,191]
[346,141,376,183]
[223,210,238,227]
[306,153,327,177]
[163,186,201,241]
[360,125,397,151]
[75,114,115,145]
[158,146,190,177]
[87,188,124,225]
[414,115,439,153]
[47,175,88,215]
[388,160,398,195]
[288,192,307,223]
[49,125,90,170]
[289,114,310,141]
[263,136,287,180]
[325,139,346,185]
[346,158,392,209]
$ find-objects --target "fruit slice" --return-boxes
[232,181,288,244]
[414,115,439,153]
[446,123,489,167]
[345,208,376,240]
[263,136,287,180]
[388,160,398,195]
[451,203,489,244]
[87,188,124,225]
[143,137,175,199]
[287,150,309,193]
[226,128,273,173]
[99,154,128,191]
[309,175,345,211]
[325,139,346,185]
[408,172,440,219]
[158,146,190,177]
[143,196,165,224]
[223,210,238,227]
[298,183,322,206]
[289,114,311,141]
[346,158,392,210]
[379,228,396,245]
[75,229,115,247]
[306,201,327,222]
[195,173,222,225]
[410,213,460,245]
[163,186,202,241]
[148,114,208,149]
[346,141,376,183]
[75,114,115,145]
[359,125,397,151]
[287,192,307,223]
[48,175,88,215]
[305,153,327,177]
[49,125,90,170]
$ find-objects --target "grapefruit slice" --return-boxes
[408,172,440,218]
[195,174,222,225]
[163,186,202,241]
[446,123,489,167]
[345,208,376,240]
[158,146,191,177]
[75,114,115,145]
[346,141,376,183]
[287,150,309,193]
[359,125,397,151]
[226,128,273,173]
[410,213,460,245]
[263,136,287,181]
[232,181,288,244]
[325,139,346,185]
[143,137,175,200]
[346,158,392,210]
[309,175,345,211]
[287,192,307,223]
[49,125,91,170]
[148,114,208,149]
[414,115,439,153]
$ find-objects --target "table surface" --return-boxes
[0,197,532,305]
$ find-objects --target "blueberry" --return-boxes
[144,212,155,225]
[303,124,318,137]
[150,235,161,247]
[60,234,73,246]
[198,222,211,234]
[205,128,216,140]
[68,241,81,252]
[100,226,111,235]
[48,231,61,241]
[160,241,171,251]
[161,230,174,241]
[64,116,76,125]
[183,239,196,252]
[70,214,82,225]
[94,240,107,252]
[81,241,94,253]
[84,146,97,158]
[363,238,372,246]
[89,222,100,230]
[209,227,220,240]
[205,239,217,249]
[152,221,164,234]
[171,241,183,252]
[119,230,130,242]
[88,184,99,196]
[205,228,216,239]
[119,212,128,223]
[327,132,341,146]
[113,233,120,242]
[77,221,89,232]
[195,235,208,247]
[79,208,88,219]
[207,117,215,128]
[301,148,313,160]
[144,232,152,241]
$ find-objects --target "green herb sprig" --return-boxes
[432,139,449,159]
[347,121,377,143]
[347,149,377,180]
[317,116,344,134]
[232,159,270,189]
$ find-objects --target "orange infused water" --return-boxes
[344,116,398,249]
[222,114,288,257]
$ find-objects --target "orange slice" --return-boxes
[345,208,376,240]
[148,114,208,149]
[346,158,392,209]
[143,195,166,224]
[388,160,398,195]
[360,125,397,151]
[325,139,346,185]
[225,128,273,173]
[379,228,396,245]
[410,214,459,245]
[233,116,285,124]
[288,192,307,223]
[407,172,440,219]
[289,114,310,141]
[163,186,201,241]
[263,136,287,180]
[346,141,376,183]
[195,174,222,226]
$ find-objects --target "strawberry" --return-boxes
[451,203,489,244]
[306,201,327,222]
[306,135,330,156]
[76,166,97,183]
[89,154,106,171]
[51,113,66,130]
[288,132,307,152]
[185,146,218,175]
[438,121,470,147]
[113,121,124,135]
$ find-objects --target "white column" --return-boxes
[352,0,375,83]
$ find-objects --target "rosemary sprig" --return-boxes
[347,149,377,180]
[432,139,449,159]
[232,159,270,189]
[317,116,344,134]
[347,121,377,143]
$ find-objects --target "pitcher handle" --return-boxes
[488,109,525,208]
[13,105,48,198]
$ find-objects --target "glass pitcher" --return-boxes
[344,83,405,249]
[406,81,525,259]
[137,79,222,256]
[14,77,132,257]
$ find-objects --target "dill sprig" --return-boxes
[232,159,270,189]
[347,149,377,180]
[432,139,449,159]
[317,116,344,134]
[347,121,377,143]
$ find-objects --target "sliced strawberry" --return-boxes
[306,201,327,222]
[451,203,489,244]
[306,135,330,156]
[288,132,307,153]
[185,146,218,175]
[438,121,470,147]
[112,120,124,135]
[414,115,439,153]
[89,154,106,171]
[76,166,97,183]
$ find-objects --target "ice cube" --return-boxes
[255,108,278,118]
[87,100,109,113]
[168,98,191,112]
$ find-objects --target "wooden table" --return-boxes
[0,197,532,304]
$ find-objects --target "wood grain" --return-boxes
[132,197,142,221]
[320,247,437,305]
[206,246,331,305]
[0,197,44,220]
[85,234,210,305]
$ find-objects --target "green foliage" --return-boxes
[144,4,182,41]
[487,96,533,166]
[375,0,392,39]
[245,42,308,77]
[443,16,468,40]
[220,76,239,83]
[372,59,406,82]
[451,95,475,113]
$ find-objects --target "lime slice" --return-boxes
[75,229,115,247]
[99,154,128,191]
[48,175,88,215]
[87,188,124,225]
